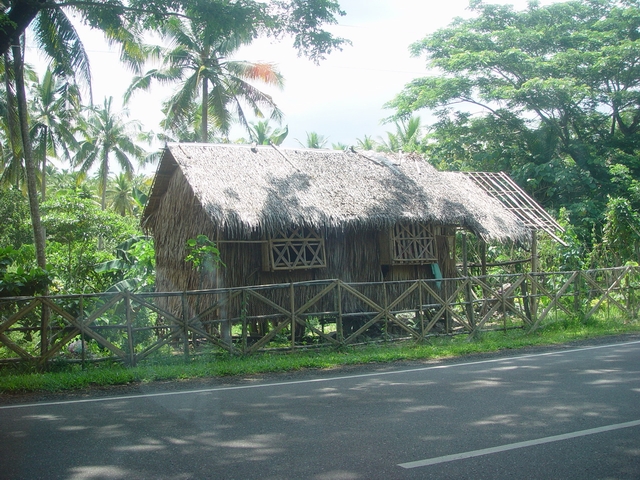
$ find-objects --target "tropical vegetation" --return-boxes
[0,0,639,315]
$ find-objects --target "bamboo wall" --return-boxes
[148,170,459,323]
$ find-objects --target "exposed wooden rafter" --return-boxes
[463,171,566,246]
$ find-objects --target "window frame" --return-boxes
[265,226,327,271]
[389,223,438,265]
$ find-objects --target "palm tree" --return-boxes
[1,56,48,192]
[380,116,423,153]
[249,120,288,145]
[5,5,91,270]
[356,135,377,151]
[74,97,146,211]
[298,131,328,149]
[106,172,136,216]
[125,17,284,142]
[29,67,80,201]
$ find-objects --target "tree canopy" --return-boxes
[0,0,348,62]
[387,0,640,241]
[126,16,285,141]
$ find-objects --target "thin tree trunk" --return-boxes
[13,33,49,364]
[101,147,109,210]
[201,78,208,142]
[12,34,46,269]
[41,127,47,201]
[4,52,22,189]
[98,147,109,250]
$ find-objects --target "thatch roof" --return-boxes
[143,143,531,244]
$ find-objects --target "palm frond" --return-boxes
[33,7,92,99]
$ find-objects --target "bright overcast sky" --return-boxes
[27,0,551,151]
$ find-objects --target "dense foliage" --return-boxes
[1,0,639,298]
[384,0,640,264]
[0,0,349,295]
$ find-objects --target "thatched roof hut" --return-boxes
[142,143,529,293]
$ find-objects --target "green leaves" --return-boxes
[388,0,640,260]
[185,234,224,272]
[0,247,52,297]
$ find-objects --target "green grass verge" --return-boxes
[2,316,639,395]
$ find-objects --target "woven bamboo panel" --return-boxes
[269,227,326,270]
[391,223,437,264]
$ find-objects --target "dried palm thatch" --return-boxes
[143,144,533,326]
[143,143,530,244]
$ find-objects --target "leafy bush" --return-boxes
[0,247,52,297]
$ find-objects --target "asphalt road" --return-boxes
[1,339,640,480]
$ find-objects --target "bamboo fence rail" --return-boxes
[0,266,638,366]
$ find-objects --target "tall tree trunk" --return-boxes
[41,127,47,201]
[13,33,50,364]
[12,34,46,269]
[201,78,208,142]
[4,52,22,189]
[101,147,109,210]
[98,147,109,250]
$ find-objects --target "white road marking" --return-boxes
[1,339,639,410]
[398,419,640,469]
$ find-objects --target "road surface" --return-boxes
[1,339,640,479]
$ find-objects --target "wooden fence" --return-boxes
[0,266,638,366]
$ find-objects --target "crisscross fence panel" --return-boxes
[1,267,638,366]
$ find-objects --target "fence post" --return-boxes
[384,281,390,341]
[530,230,539,323]
[80,295,86,370]
[462,233,475,328]
[40,297,50,368]
[182,291,189,362]
[627,267,638,320]
[290,282,295,351]
[242,289,248,354]
[125,291,136,367]
[418,280,425,340]
[337,281,343,345]
[574,271,581,316]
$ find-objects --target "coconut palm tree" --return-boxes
[125,17,284,142]
[5,5,91,269]
[74,97,146,211]
[106,172,136,216]
[356,135,377,151]
[380,116,423,153]
[249,120,288,145]
[297,131,328,149]
[1,56,46,192]
[29,67,81,201]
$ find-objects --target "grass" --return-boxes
[1,314,639,395]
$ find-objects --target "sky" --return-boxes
[28,0,546,154]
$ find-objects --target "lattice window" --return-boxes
[391,223,437,264]
[268,227,326,270]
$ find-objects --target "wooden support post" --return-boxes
[574,271,581,316]
[480,240,487,277]
[480,239,488,317]
[40,297,49,368]
[242,290,248,354]
[381,282,387,341]
[80,295,86,370]
[290,283,295,351]
[530,230,539,323]
[337,281,343,345]
[419,280,425,341]
[125,292,136,366]
[182,291,189,362]
[462,233,475,328]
